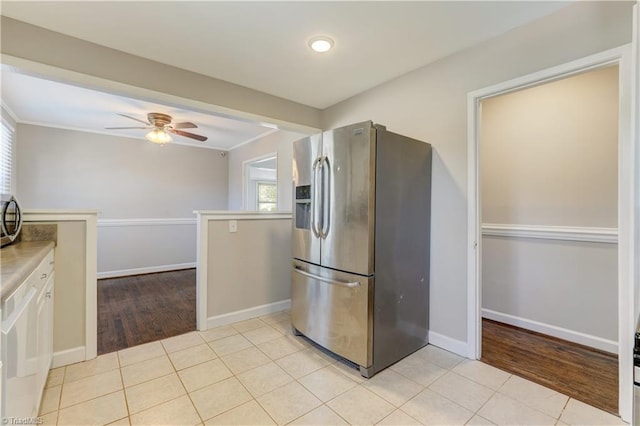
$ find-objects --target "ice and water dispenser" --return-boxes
[295,185,312,230]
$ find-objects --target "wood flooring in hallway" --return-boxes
[481,318,618,415]
[97,269,196,355]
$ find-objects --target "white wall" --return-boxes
[480,66,619,350]
[321,1,632,346]
[227,130,307,211]
[16,124,228,276]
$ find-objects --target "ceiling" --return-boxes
[1,70,281,150]
[1,1,571,109]
[1,2,572,150]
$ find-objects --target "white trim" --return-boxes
[427,331,468,358]
[193,211,291,220]
[51,346,86,368]
[230,129,280,151]
[482,309,618,355]
[482,224,618,244]
[97,218,196,227]
[634,2,640,319]
[1,101,19,123]
[85,213,97,361]
[97,262,196,279]
[241,152,278,211]
[206,299,291,329]
[23,209,100,216]
[17,120,228,151]
[24,210,98,362]
[195,213,209,331]
[467,45,635,421]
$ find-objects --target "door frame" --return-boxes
[467,44,636,420]
[241,152,278,210]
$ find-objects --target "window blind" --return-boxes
[1,120,15,194]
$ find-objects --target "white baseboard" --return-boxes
[206,299,291,330]
[482,309,618,354]
[97,262,196,279]
[52,346,86,368]
[428,330,469,358]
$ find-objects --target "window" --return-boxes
[0,120,14,194]
[257,182,277,212]
[243,154,277,211]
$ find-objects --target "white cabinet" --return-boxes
[1,248,54,419]
[36,271,54,398]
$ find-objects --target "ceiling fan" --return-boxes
[105,112,208,144]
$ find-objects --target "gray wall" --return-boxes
[227,130,306,212]
[321,1,632,344]
[483,237,618,342]
[480,66,619,346]
[207,219,291,317]
[481,66,618,227]
[48,221,86,353]
[16,124,228,275]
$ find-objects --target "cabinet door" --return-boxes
[36,273,54,398]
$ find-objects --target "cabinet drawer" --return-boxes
[32,250,54,294]
[3,249,54,320]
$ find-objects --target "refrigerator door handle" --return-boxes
[293,266,360,288]
[311,157,322,238]
[320,156,331,239]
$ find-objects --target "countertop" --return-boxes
[1,241,55,302]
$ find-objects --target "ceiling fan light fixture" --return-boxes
[146,128,172,145]
[309,36,334,53]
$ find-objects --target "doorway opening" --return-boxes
[480,65,619,412]
[243,154,278,211]
[467,45,635,421]
[97,269,196,355]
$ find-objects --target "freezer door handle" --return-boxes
[311,157,322,238]
[293,266,360,288]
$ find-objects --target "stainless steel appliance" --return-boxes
[1,194,23,248]
[291,121,431,377]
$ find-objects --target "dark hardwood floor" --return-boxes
[481,318,618,415]
[97,269,196,355]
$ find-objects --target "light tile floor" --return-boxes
[40,311,626,425]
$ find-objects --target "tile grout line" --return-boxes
[206,333,282,424]
[114,351,132,425]
[162,336,208,426]
[56,314,619,426]
[52,366,66,426]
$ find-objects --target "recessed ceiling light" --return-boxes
[309,36,334,53]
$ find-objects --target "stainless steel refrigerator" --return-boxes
[291,121,431,377]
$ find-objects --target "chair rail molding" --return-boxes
[482,223,618,244]
[97,218,196,227]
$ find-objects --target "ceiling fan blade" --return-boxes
[117,113,151,125]
[172,122,197,129]
[168,128,208,142]
[105,126,151,130]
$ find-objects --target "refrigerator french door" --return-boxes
[292,121,432,377]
